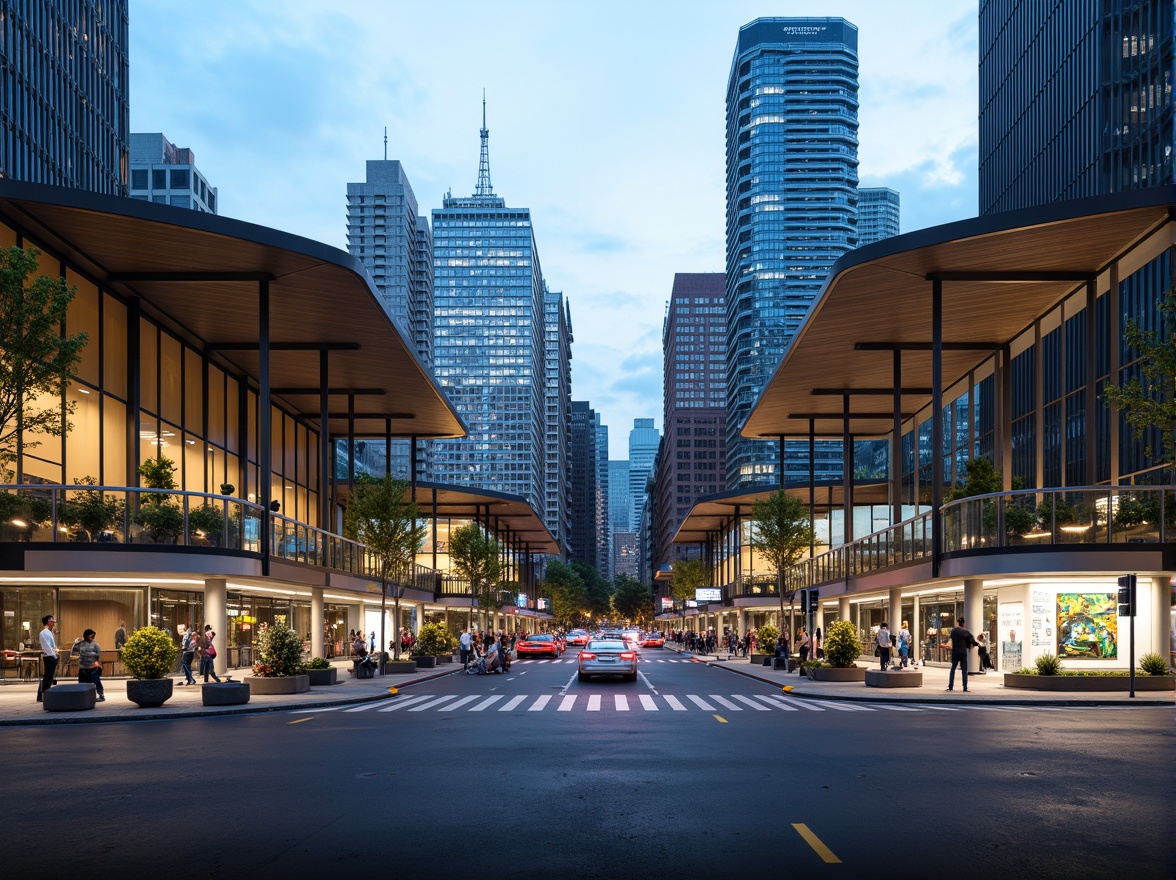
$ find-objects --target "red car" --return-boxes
[567,629,590,646]
[516,633,560,658]
[639,633,665,648]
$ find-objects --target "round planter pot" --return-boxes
[865,669,923,688]
[385,660,418,674]
[414,655,438,669]
[243,674,310,695]
[126,677,174,708]
[807,666,867,682]
[1003,672,1175,691]
[305,668,338,687]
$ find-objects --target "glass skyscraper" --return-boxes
[627,418,660,533]
[857,187,900,247]
[725,17,860,490]
[544,286,572,552]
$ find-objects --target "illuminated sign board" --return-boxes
[659,597,674,610]
[695,588,722,602]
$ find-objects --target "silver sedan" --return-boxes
[577,639,638,683]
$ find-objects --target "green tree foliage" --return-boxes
[343,475,426,657]
[823,619,863,668]
[121,626,178,680]
[750,490,816,629]
[448,522,502,631]
[670,557,708,606]
[253,621,304,677]
[612,574,652,627]
[543,559,585,627]
[135,457,184,542]
[1103,290,1176,471]
[0,246,87,478]
[570,561,613,622]
[945,457,1002,501]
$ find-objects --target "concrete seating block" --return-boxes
[202,681,251,706]
[43,683,97,711]
[865,669,923,688]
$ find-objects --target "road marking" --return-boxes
[867,704,921,711]
[408,695,458,712]
[438,695,480,712]
[663,695,688,711]
[638,669,656,690]
[732,695,772,711]
[558,695,577,711]
[769,695,824,711]
[686,695,716,711]
[288,717,313,724]
[587,695,602,711]
[470,695,504,711]
[921,704,962,711]
[792,823,841,864]
[615,695,630,711]
[529,695,552,711]
[709,695,743,711]
[345,700,397,713]
[751,695,798,711]
[818,701,870,712]
[500,695,527,711]
[292,705,342,714]
[373,695,432,712]
[639,694,658,711]
[713,715,727,723]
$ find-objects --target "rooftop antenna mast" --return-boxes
[475,89,494,196]
[383,126,388,161]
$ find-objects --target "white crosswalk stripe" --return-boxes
[558,695,577,711]
[709,695,743,711]
[616,695,630,711]
[500,695,527,711]
[372,695,432,712]
[686,695,716,711]
[409,695,457,711]
[770,695,824,711]
[438,695,480,712]
[587,695,601,711]
[469,695,503,711]
[732,695,772,711]
[663,695,688,711]
[639,694,658,711]
[529,695,552,711]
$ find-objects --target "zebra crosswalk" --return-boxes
[513,658,693,664]
[291,693,1085,717]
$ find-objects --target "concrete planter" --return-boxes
[414,656,438,669]
[750,653,774,666]
[126,677,174,708]
[806,666,867,682]
[243,674,310,695]
[305,668,338,687]
[1003,673,1175,691]
[865,669,923,688]
[202,681,250,705]
[385,660,418,674]
[43,683,96,711]
[437,654,455,664]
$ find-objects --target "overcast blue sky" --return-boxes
[130,0,979,454]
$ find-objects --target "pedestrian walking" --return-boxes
[976,632,995,671]
[897,620,913,668]
[200,624,222,683]
[76,628,106,701]
[876,622,893,670]
[459,628,472,669]
[797,629,809,663]
[114,620,127,650]
[945,617,977,692]
[36,614,59,703]
[179,625,198,684]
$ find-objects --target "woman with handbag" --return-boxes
[200,624,222,683]
[76,628,105,702]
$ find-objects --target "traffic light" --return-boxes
[799,589,809,613]
[809,588,819,609]
[1117,573,1136,617]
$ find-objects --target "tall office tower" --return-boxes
[980,0,1173,214]
[857,187,900,246]
[612,530,638,580]
[129,134,217,213]
[569,401,603,571]
[0,0,129,193]
[627,418,660,532]
[608,459,631,540]
[346,158,434,480]
[725,18,860,489]
[544,287,573,553]
[655,273,727,571]
[431,104,549,520]
[595,417,610,578]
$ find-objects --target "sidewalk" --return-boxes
[0,658,460,726]
[667,645,1174,706]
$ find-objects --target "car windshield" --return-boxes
[526,634,552,642]
[586,640,627,651]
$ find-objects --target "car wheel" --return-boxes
[625,672,637,682]
[578,672,588,682]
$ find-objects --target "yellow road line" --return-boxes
[288,717,313,725]
[792,823,841,864]
[712,714,727,723]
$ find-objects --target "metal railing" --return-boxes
[270,513,437,589]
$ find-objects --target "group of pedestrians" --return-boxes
[179,624,222,685]
[460,628,513,675]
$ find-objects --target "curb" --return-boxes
[0,666,461,727]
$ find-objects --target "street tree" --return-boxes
[342,475,426,660]
[750,490,816,638]
[570,561,613,624]
[448,522,502,632]
[0,246,87,479]
[612,574,652,627]
[544,559,586,628]
[670,557,708,608]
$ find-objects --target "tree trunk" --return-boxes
[379,575,388,674]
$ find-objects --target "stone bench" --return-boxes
[865,669,923,688]
[202,681,251,706]
[43,683,96,712]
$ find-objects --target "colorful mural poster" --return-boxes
[1056,593,1117,659]
[999,601,1023,671]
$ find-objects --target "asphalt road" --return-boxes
[4,647,1171,877]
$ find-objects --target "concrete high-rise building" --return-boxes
[857,187,900,246]
[612,530,638,581]
[431,104,552,525]
[725,18,860,489]
[655,273,727,571]
[129,134,217,213]
[627,418,660,533]
[544,288,573,553]
[608,459,631,551]
[0,1,129,194]
[980,0,1174,215]
[569,401,604,572]
[595,417,610,578]
[346,158,434,481]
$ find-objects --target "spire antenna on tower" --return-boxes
[475,89,494,197]
[383,126,388,161]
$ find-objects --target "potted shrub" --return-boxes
[244,621,309,694]
[187,502,226,547]
[806,620,868,682]
[122,626,178,707]
[59,476,124,541]
[302,655,337,687]
[411,622,450,669]
[0,490,52,541]
[751,624,779,665]
[134,458,184,544]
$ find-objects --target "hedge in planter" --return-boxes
[823,620,862,668]
[251,622,304,677]
[122,626,178,707]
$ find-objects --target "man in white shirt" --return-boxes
[37,614,58,702]
[459,629,473,669]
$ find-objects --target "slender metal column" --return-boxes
[346,394,355,492]
[319,351,330,531]
[808,419,816,555]
[842,394,852,543]
[409,432,417,499]
[931,279,943,578]
[126,297,141,489]
[1084,278,1098,485]
[258,279,271,575]
[778,436,785,489]
[1000,344,1013,489]
[892,351,903,525]
[1108,265,1120,483]
[1034,320,1044,487]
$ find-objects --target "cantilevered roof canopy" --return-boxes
[0,180,466,440]
[742,188,1175,441]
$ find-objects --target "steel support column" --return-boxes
[931,279,943,578]
[258,279,271,575]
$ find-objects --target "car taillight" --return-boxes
[619,652,636,660]
[580,652,596,661]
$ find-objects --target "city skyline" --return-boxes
[129,0,979,452]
